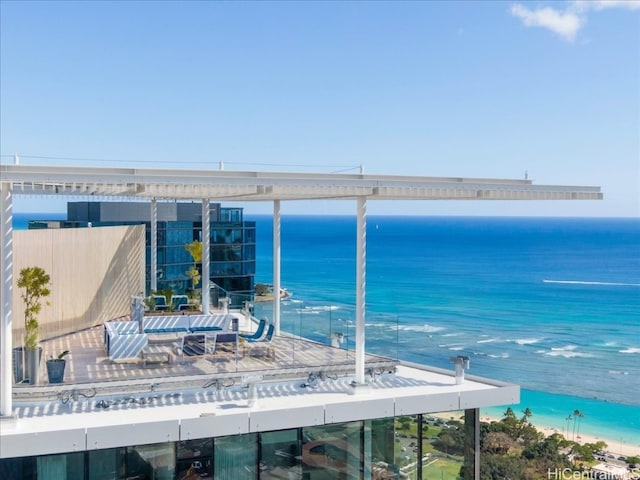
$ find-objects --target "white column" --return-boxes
[202,200,210,315]
[1,183,14,417]
[150,199,158,293]
[273,201,281,335]
[355,197,367,386]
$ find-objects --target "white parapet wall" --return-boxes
[12,225,146,345]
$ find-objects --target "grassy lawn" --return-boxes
[422,457,462,480]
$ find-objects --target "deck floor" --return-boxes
[14,323,396,397]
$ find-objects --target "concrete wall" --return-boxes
[11,225,145,345]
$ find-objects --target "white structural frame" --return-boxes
[0,163,602,416]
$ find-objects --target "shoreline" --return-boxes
[480,414,640,458]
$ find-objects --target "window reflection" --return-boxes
[214,433,257,480]
[302,422,362,480]
[177,438,213,479]
[259,429,301,479]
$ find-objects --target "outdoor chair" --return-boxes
[239,318,267,340]
[171,295,189,311]
[204,332,217,358]
[246,323,275,360]
[152,294,168,311]
[175,333,206,363]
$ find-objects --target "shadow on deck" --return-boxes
[13,324,398,402]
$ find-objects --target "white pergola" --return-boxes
[0,163,602,416]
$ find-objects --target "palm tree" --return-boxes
[565,415,573,439]
[572,409,582,441]
[575,411,585,441]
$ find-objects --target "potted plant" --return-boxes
[17,266,51,385]
[46,350,69,384]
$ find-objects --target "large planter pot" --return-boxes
[12,347,25,383]
[46,359,66,384]
[25,347,43,386]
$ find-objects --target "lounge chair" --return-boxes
[246,323,274,344]
[176,333,206,363]
[171,295,190,311]
[246,323,275,360]
[152,295,168,311]
[239,318,267,340]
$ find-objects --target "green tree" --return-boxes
[574,410,585,440]
[479,453,527,480]
[572,410,583,441]
[17,266,52,351]
[184,240,202,289]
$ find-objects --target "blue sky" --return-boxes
[1,0,638,217]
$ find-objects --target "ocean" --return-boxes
[12,213,640,448]
[247,215,640,448]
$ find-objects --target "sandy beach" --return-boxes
[481,415,640,458]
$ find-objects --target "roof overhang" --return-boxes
[0,164,603,202]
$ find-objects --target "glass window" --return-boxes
[259,429,301,479]
[214,433,257,479]
[422,412,466,480]
[365,417,417,480]
[0,457,36,480]
[126,443,175,480]
[88,448,124,480]
[177,439,213,479]
[36,452,84,480]
[302,422,362,480]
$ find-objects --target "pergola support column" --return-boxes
[150,199,158,293]
[202,200,210,315]
[273,200,281,335]
[354,196,367,388]
[1,183,14,417]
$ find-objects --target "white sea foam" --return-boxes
[298,305,340,314]
[448,346,465,351]
[442,332,463,337]
[477,337,499,344]
[544,346,594,358]
[400,324,446,333]
[543,279,640,287]
[488,353,510,359]
[515,338,543,345]
[620,347,640,354]
[552,345,577,351]
[609,370,630,375]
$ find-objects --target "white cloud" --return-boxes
[510,4,583,41]
[574,0,640,12]
[510,0,640,41]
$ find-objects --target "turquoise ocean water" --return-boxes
[248,215,640,450]
[13,213,640,449]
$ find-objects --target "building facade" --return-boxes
[38,202,257,305]
[0,409,479,480]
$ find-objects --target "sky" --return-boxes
[1,0,638,217]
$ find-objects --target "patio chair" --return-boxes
[246,323,274,344]
[176,333,206,363]
[152,294,168,311]
[171,295,189,311]
[239,318,267,340]
[204,332,217,358]
[246,323,275,360]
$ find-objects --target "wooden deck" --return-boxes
[13,323,397,401]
